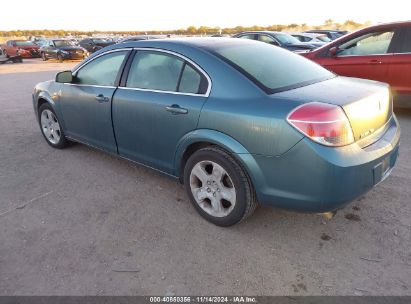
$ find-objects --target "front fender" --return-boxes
[173,129,267,192]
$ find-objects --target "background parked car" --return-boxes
[291,32,331,47]
[28,35,47,45]
[79,38,115,53]
[304,30,348,40]
[40,39,88,62]
[302,21,411,107]
[117,35,165,43]
[233,31,318,51]
[2,40,40,58]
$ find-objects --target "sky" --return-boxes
[1,0,410,31]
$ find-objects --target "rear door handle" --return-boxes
[165,104,188,114]
[95,94,110,103]
[369,59,382,64]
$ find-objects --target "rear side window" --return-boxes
[238,34,256,40]
[337,31,395,56]
[127,51,183,91]
[75,51,127,86]
[178,64,202,94]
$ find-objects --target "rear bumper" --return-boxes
[249,115,400,212]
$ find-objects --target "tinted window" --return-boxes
[338,31,394,56]
[213,41,334,93]
[238,34,255,40]
[178,64,202,94]
[398,27,411,53]
[126,51,184,91]
[259,35,278,45]
[75,51,127,86]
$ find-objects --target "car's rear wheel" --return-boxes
[41,52,47,61]
[184,147,257,226]
[38,104,68,149]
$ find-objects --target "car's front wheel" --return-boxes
[184,147,257,226]
[38,104,68,149]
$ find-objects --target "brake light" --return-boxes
[287,102,354,147]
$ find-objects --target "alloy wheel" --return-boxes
[40,109,61,145]
[189,160,236,217]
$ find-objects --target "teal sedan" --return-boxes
[32,38,400,226]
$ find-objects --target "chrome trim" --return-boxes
[118,86,208,97]
[65,83,117,89]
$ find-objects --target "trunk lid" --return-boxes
[273,76,393,143]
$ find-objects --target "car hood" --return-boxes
[17,45,39,50]
[58,46,85,51]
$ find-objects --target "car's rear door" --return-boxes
[59,49,130,153]
[387,26,411,95]
[316,28,399,83]
[112,49,210,173]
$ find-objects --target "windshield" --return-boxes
[53,40,75,47]
[213,41,334,94]
[273,33,301,45]
[15,41,36,46]
[92,38,108,43]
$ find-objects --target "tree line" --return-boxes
[0,20,368,37]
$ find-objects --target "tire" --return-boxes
[184,146,258,226]
[41,52,47,61]
[38,103,68,149]
[57,53,63,63]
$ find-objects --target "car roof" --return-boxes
[111,37,262,51]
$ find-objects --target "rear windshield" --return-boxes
[212,41,334,94]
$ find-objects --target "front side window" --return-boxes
[337,31,394,56]
[75,51,127,86]
[212,41,334,94]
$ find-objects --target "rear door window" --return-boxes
[397,26,411,53]
[126,51,184,91]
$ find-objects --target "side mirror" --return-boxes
[56,70,73,83]
[329,47,338,57]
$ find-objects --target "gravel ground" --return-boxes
[0,58,410,296]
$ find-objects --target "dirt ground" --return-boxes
[0,58,410,296]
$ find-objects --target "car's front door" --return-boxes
[387,26,411,95]
[59,50,130,153]
[112,49,210,173]
[316,29,399,83]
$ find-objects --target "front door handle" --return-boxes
[369,59,382,64]
[165,104,188,115]
[95,94,110,103]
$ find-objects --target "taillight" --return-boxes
[287,102,354,147]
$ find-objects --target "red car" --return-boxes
[302,21,411,107]
[2,40,40,58]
